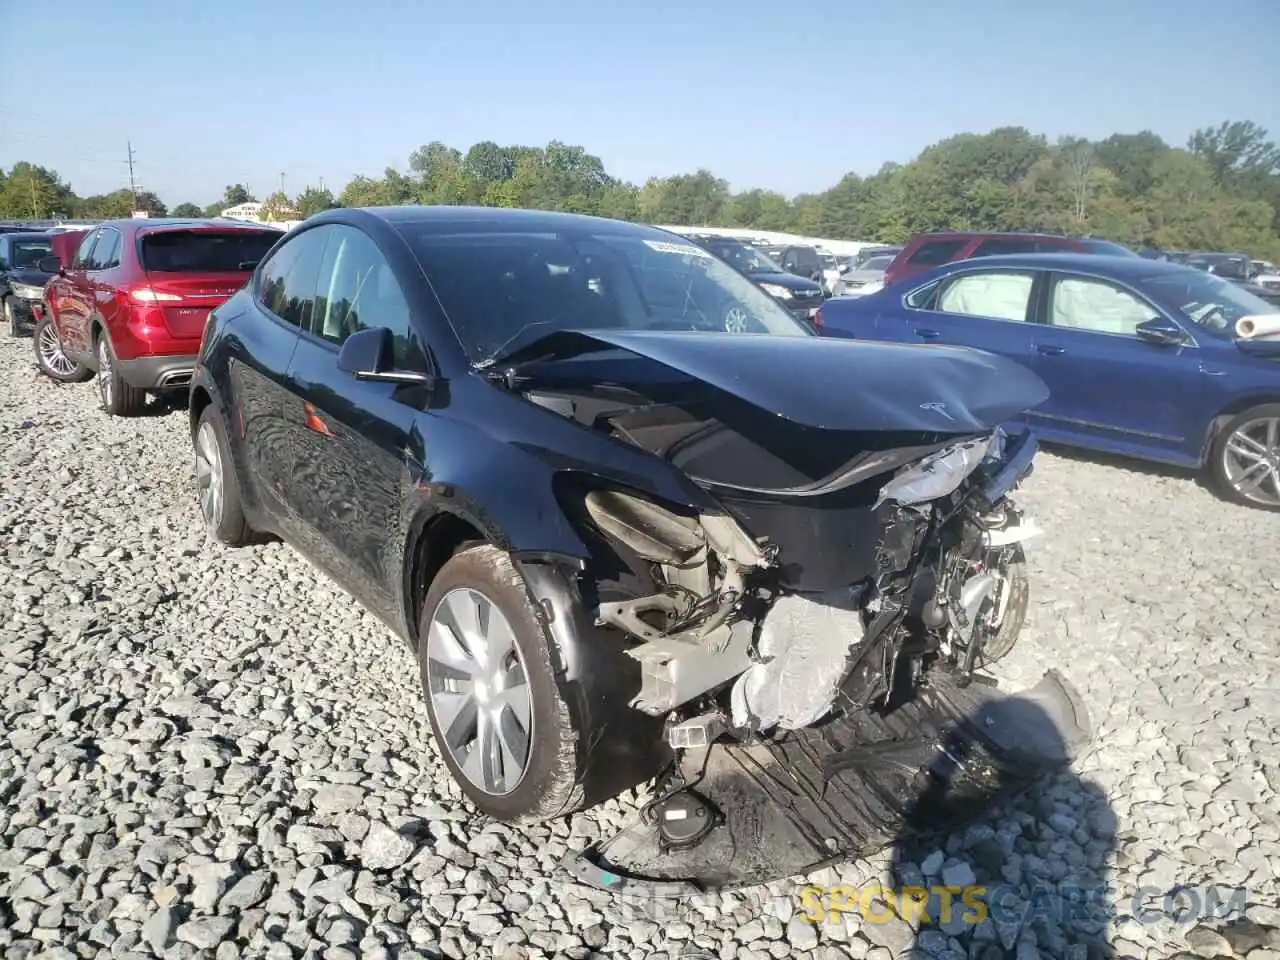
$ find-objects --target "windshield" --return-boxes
[10,239,53,268]
[141,230,280,272]
[400,225,810,362]
[707,240,785,274]
[1143,271,1279,337]
[859,255,895,272]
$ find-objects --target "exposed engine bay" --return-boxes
[488,329,1093,889]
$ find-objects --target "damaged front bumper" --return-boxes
[563,666,1091,891]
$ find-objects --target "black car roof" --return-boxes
[347,205,653,232]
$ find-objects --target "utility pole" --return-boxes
[127,141,139,210]
[29,174,40,218]
[319,176,325,193]
[279,171,286,196]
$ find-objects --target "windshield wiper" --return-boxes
[474,322,564,370]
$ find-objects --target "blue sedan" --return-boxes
[816,252,1280,510]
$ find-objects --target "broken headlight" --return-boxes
[874,434,995,509]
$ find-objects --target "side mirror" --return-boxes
[37,256,62,274]
[336,327,435,386]
[1135,317,1186,346]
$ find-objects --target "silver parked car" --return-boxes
[832,253,895,297]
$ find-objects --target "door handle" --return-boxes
[915,328,940,340]
[1197,363,1225,376]
[1036,344,1066,356]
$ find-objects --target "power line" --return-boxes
[127,141,139,208]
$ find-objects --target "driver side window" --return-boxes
[72,230,101,270]
[308,225,415,368]
[1049,276,1155,336]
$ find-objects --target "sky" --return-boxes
[2,0,1278,208]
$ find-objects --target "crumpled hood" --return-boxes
[497,328,1050,433]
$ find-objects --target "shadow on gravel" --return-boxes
[1038,441,1212,492]
[128,391,190,419]
[885,692,1116,960]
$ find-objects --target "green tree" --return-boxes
[295,187,337,218]
[259,191,297,222]
[171,202,204,217]
[0,163,75,219]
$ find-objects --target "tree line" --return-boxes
[3,120,1278,258]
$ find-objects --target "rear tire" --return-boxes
[194,406,252,546]
[1209,403,1280,512]
[33,314,92,382]
[418,544,583,824]
[96,334,146,417]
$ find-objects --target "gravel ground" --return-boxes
[1,333,1278,960]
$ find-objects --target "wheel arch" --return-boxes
[1200,394,1280,465]
[402,508,491,649]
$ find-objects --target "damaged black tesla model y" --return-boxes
[188,207,1092,888]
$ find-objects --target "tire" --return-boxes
[95,333,146,417]
[194,406,252,546]
[418,544,582,823]
[1209,403,1280,512]
[32,314,93,382]
[977,545,1028,664]
[4,297,21,337]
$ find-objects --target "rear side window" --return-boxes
[907,239,967,267]
[971,238,1041,257]
[935,271,1037,322]
[142,230,280,273]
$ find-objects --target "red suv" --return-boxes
[37,219,282,415]
[882,231,1136,287]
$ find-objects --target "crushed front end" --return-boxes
[557,426,1092,890]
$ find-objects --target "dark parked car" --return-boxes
[0,232,55,336]
[883,231,1137,287]
[35,218,281,413]
[685,234,825,321]
[187,206,1087,886]
[817,252,1280,510]
[1181,252,1280,307]
[760,243,824,284]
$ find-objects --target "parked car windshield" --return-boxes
[707,240,785,274]
[8,239,53,268]
[859,255,895,272]
[1143,271,1279,337]
[140,229,280,272]
[400,224,811,362]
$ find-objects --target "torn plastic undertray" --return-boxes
[562,668,1091,892]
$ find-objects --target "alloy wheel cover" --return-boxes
[1223,416,1280,507]
[425,586,535,796]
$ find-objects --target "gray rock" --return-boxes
[176,916,236,949]
[359,822,415,871]
[220,871,272,912]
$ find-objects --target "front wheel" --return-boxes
[418,544,583,824]
[4,297,22,337]
[976,545,1029,664]
[1209,404,1280,511]
[33,315,92,382]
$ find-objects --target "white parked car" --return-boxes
[832,253,896,297]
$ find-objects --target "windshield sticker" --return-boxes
[643,240,712,258]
